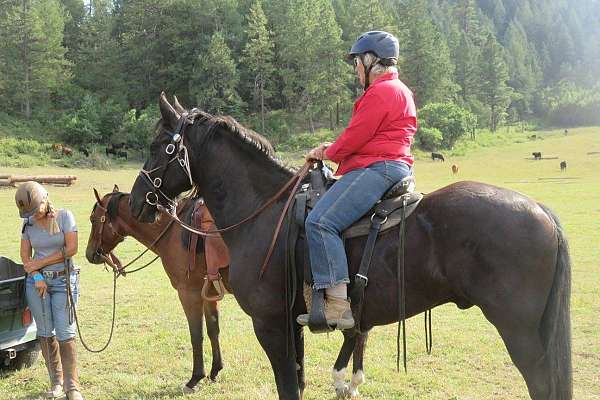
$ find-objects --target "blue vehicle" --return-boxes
[0,256,39,370]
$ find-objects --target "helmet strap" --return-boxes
[360,54,379,90]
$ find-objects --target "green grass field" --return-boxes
[1,127,599,400]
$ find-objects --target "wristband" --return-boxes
[32,273,44,282]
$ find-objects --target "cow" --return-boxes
[452,164,459,175]
[106,147,117,157]
[51,143,62,152]
[560,161,567,172]
[532,152,542,160]
[79,147,90,157]
[431,152,445,162]
[62,146,73,156]
[116,150,128,160]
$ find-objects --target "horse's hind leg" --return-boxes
[348,332,368,398]
[204,300,223,381]
[498,327,553,399]
[177,289,206,393]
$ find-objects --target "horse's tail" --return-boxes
[538,203,573,399]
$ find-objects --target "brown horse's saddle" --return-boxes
[187,199,230,301]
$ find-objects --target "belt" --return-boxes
[41,269,79,279]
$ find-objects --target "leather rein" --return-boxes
[138,113,313,278]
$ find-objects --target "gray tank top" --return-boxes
[21,209,78,272]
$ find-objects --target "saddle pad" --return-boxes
[342,192,423,239]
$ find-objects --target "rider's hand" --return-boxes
[24,259,40,273]
[35,279,48,298]
[305,142,332,161]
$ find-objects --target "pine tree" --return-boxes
[193,31,244,117]
[241,1,275,133]
[398,0,458,106]
[0,0,69,118]
[277,0,349,132]
[480,34,512,131]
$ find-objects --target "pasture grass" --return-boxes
[0,127,599,399]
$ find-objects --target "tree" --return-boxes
[480,35,512,131]
[0,0,69,118]
[419,102,477,148]
[192,31,244,117]
[241,1,275,133]
[398,0,458,106]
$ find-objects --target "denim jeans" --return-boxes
[25,271,79,341]
[306,160,412,290]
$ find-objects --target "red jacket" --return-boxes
[325,71,417,176]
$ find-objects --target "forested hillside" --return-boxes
[0,0,598,151]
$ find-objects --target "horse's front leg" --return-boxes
[293,322,305,399]
[177,289,206,393]
[332,330,357,398]
[253,316,300,400]
[348,331,368,398]
[203,300,223,380]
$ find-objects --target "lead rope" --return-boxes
[65,249,117,353]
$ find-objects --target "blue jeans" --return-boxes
[26,271,79,341]
[306,160,412,290]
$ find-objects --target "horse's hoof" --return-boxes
[335,384,350,399]
[349,387,360,398]
[182,384,198,395]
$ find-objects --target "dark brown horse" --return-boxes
[85,187,230,392]
[129,95,572,400]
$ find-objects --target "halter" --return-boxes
[139,112,197,211]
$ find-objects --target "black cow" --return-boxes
[532,152,542,160]
[560,161,567,171]
[431,152,445,162]
[116,150,128,160]
[79,147,90,157]
[106,147,117,157]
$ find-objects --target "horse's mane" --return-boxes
[163,108,294,175]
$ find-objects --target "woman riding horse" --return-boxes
[297,31,417,330]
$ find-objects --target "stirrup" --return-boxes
[201,277,225,302]
[307,289,333,333]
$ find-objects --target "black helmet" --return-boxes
[348,31,399,64]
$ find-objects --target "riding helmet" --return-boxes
[348,31,399,65]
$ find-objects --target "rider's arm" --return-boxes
[325,91,388,163]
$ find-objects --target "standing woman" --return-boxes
[297,31,417,330]
[16,182,83,400]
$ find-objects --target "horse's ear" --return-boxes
[112,184,119,193]
[159,92,180,128]
[173,95,186,114]
[93,188,102,203]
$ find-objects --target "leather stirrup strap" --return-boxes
[187,201,204,279]
[308,288,332,333]
[350,214,385,332]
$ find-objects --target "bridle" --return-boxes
[139,112,197,212]
[92,192,173,276]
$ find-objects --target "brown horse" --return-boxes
[129,95,572,400]
[85,187,230,392]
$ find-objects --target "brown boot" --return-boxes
[59,338,83,400]
[297,296,354,330]
[39,336,63,398]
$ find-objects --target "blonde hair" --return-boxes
[44,199,61,235]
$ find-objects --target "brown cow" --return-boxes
[62,146,73,156]
[51,143,62,152]
[452,164,459,175]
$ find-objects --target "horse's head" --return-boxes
[86,186,125,268]
[130,93,195,223]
